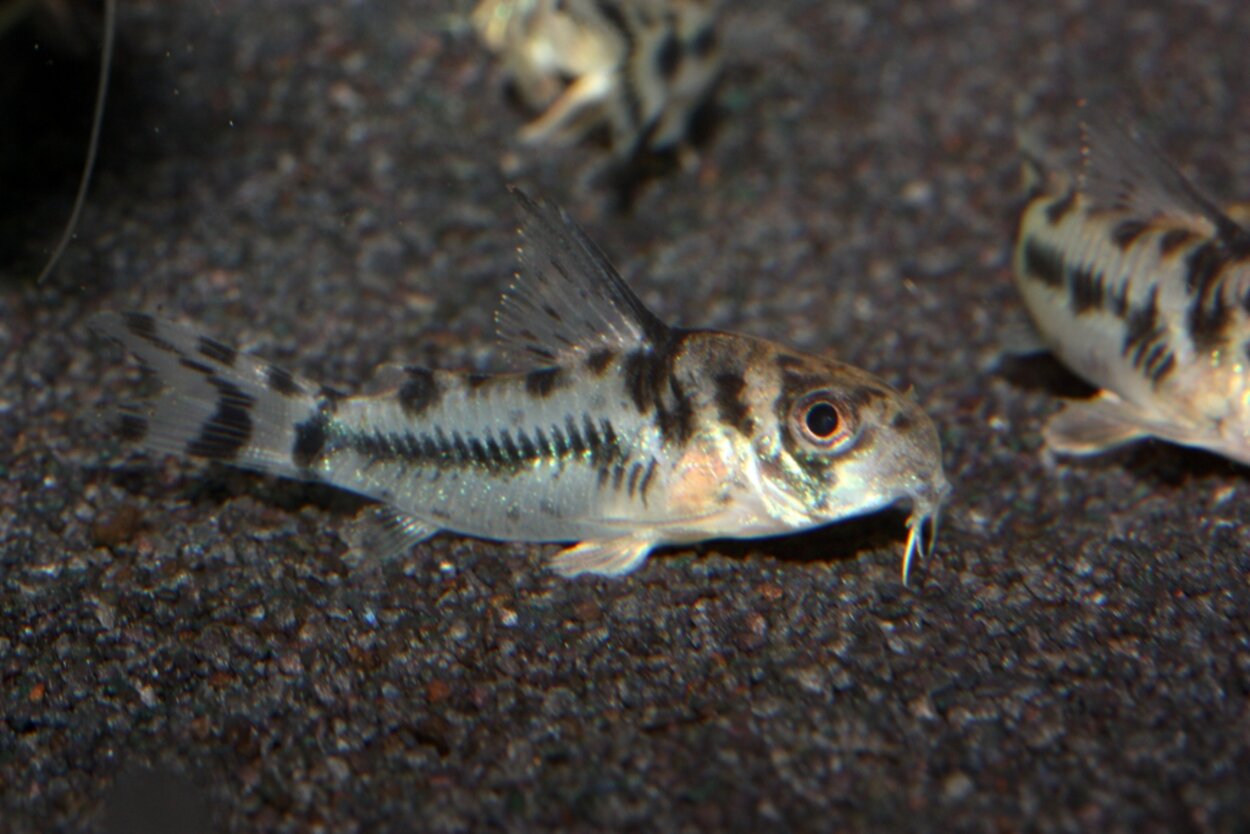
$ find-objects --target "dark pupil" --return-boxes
[805,402,840,438]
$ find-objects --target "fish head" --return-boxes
[759,354,950,583]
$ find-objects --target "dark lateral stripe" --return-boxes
[525,367,563,398]
[197,335,238,367]
[1022,239,1064,288]
[1044,188,1077,225]
[398,368,440,417]
[186,377,255,460]
[344,413,624,476]
[565,415,587,456]
[1110,219,1149,250]
[713,371,754,437]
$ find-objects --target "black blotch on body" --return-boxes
[1111,219,1149,251]
[1121,286,1177,385]
[1044,188,1077,225]
[890,410,915,432]
[398,368,440,417]
[1123,285,1162,356]
[1158,228,1196,257]
[186,377,254,460]
[292,393,341,469]
[179,357,214,376]
[123,312,158,340]
[1067,264,1108,315]
[586,348,615,375]
[292,414,329,469]
[638,458,658,502]
[1184,241,1235,351]
[1022,239,1065,288]
[691,25,716,57]
[840,384,889,415]
[122,312,177,353]
[466,373,492,390]
[267,365,302,397]
[1149,351,1176,384]
[656,32,681,78]
[525,367,564,398]
[627,462,643,496]
[623,336,695,444]
[118,413,149,442]
[713,371,754,437]
[197,336,238,367]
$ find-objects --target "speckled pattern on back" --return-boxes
[2,1,1250,832]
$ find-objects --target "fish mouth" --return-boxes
[900,477,951,587]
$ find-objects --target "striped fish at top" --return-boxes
[92,189,948,582]
[471,0,722,158]
[1013,110,1250,465]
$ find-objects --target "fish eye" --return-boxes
[805,402,840,438]
[793,393,855,451]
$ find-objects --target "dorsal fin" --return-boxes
[1078,108,1250,255]
[495,188,670,366]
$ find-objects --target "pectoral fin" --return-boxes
[347,507,439,562]
[549,536,656,578]
[1042,391,1159,455]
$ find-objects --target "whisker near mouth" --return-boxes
[900,482,950,587]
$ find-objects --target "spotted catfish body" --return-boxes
[471,0,721,157]
[1014,114,1250,464]
[93,190,947,581]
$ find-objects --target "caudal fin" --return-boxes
[91,311,322,480]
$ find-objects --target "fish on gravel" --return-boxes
[471,0,722,159]
[93,189,948,582]
[1014,111,1250,465]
